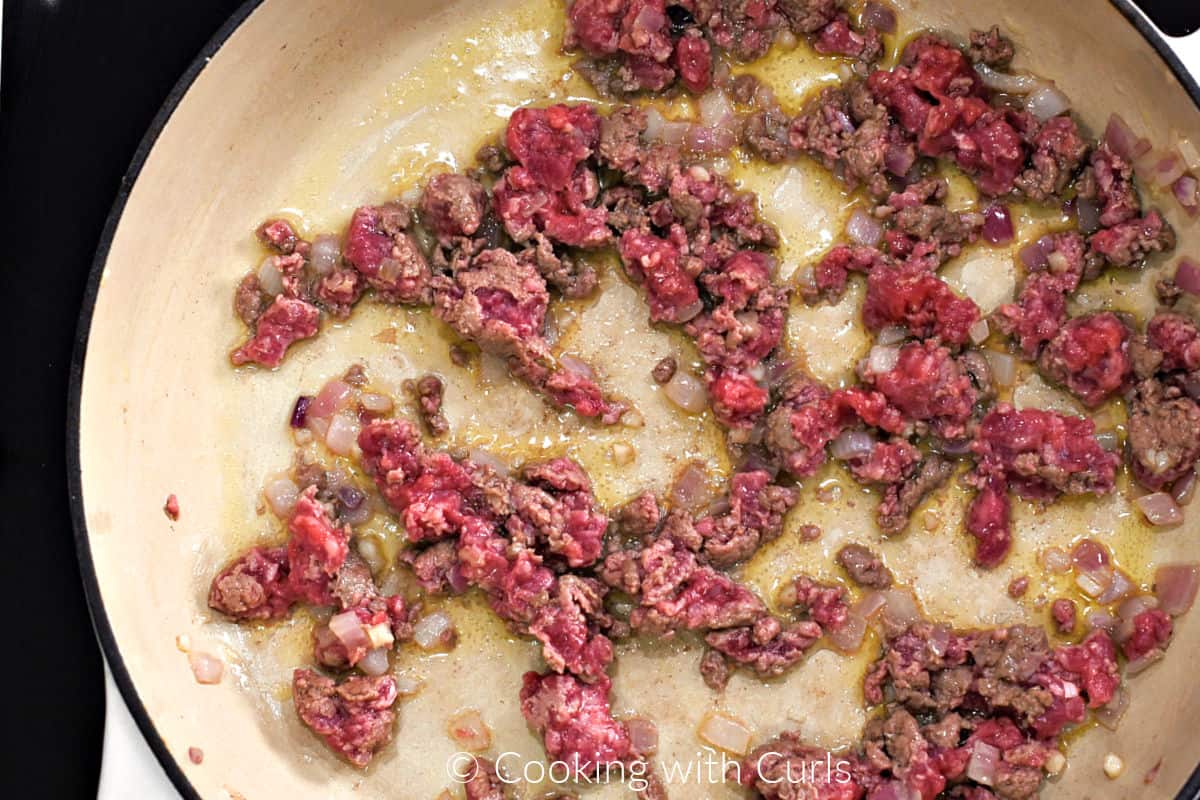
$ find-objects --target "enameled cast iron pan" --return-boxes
[69,0,1200,797]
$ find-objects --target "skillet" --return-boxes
[70,0,1200,797]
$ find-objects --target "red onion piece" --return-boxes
[627,717,660,756]
[697,712,753,756]
[1096,569,1135,605]
[685,125,736,155]
[329,610,370,651]
[664,370,708,413]
[868,345,900,374]
[831,430,876,461]
[447,564,470,594]
[827,611,868,652]
[1085,610,1117,633]
[290,396,312,428]
[309,379,353,420]
[1115,595,1160,644]
[1175,258,1200,296]
[1172,175,1199,215]
[983,350,1016,387]
[1018,238,1050,270]
[633,3,666,34]
[967,741,1000,786]
[846,209,885,247]
[1151,151,1188,189]
[968,319,990,345]
[325,413,359,457]
[413,610,456,650]
[975,64,1041,95]
[264,475,300,518]
[880,589,920,629]
[861,0,897,33]
[855,590,889,621]
[982,204,1014,245]
[189,651,224,685]
[698,90,733,128]
[559,354,596,380]
[1104,114,1151,162]
[1172,469,1197,505]
[310,234,341,276]
[1155,563,1200,615]
[447,709,493,752]
[1095,687,1129,731]
[1135,491,1184,526]
[1071,539,1110,572]
[1041,546,1071,574]
[671,461,711,511]
[358,647,390,676]
[1025,84,1071,121]
[360,392,394,414]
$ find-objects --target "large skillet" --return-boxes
[70,0,1200,797]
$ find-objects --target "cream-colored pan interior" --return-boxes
[76,0,1200,797]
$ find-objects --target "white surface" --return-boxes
[92,17,1200,800]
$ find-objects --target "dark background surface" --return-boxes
[0,0,1197,797]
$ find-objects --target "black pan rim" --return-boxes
[65,2,1200,799]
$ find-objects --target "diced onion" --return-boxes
[975,63,1042,95]
[1095,430,1120,452]
[264,475,300,518]
[698,91,733,128]
[395,673,425,696]
[413,611,456,650]
[1085,610,1117,632]
[697,712,753,756]
[1095,687,1129,731]
[1149,150,1188,189]
[309,380,353,420]
[1025,84,1071,121]
[664,370,708,413]
[1115,595,1160,644]
[1076,198,1101,234]
[1019,239,1050,270]
[1041,546,1071,574]
[257,256,284,296]
[188,651,224,685]
[861,1,897,34]
[645,108,689,146]
[969,319,991,345]
[984,351,1017,387]
[469,447,511,477]
[627,717,660,756]
[559,354,596,380]
[1155,563,1200,616]
[846,209,884,247]
[360,392,394,414]
[671,461,711,511]
[329,610,371,651]
[1173,175,1199,215]
[880,589,920,629]
[358,647,390,676]
[1074,571,1111,599]
[831,430,876,461]
[325,413,360,457]
[982,204,1015,245]
[1179,137,1200,172]
[1096,569,1135,605]
[855,591,890,622]
[1103,114,1152,163]
[1071,539,1109,571]
[967,741,1000,786]
[1135,492,1183,526]
[876,326,907,346]
[1175,258,1200,296]
[446,708,493,752]
[868,345,900,374]
[827,611,868,652]
[310,234,341,276]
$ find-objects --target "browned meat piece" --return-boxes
[966,26,1014,67]
[407,373,449,436]
[699,648,731,691]
[876,454,955,534]
[836,543,893,589]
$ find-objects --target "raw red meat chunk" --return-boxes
[520,672,631,774]
[527,576,616,682]
[965,405,1118,567]
[343,203,433,304]
[993,232,1085,358]
[617,228,701,323]
[1121,608,1173,664]
[705,619,822,678]
[230,295,320,367]
[509,458,609,568]
[867,36,1027,195]
[292,669,398,767]
[803,244,889,305]
[1038,312,1131,407]
[863,263,980,346]
[695,469,798,566]
[285,486,350,606]
[1148,312,1200,373]
[861,340,978,439]
[208,546,293,621]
